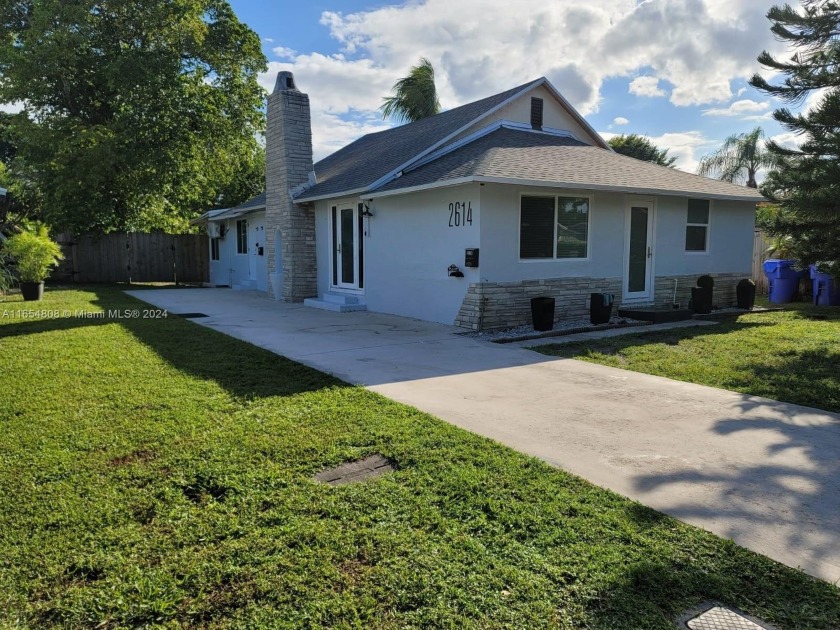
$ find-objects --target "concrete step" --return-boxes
[232,281,257,291]
[321,292,360,305]
[303,297,368,313]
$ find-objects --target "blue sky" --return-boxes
[227,0,809,175]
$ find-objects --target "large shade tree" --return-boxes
[697,127,778,188]
[749,1,840,272]
[380,57,441,124]
[607,134,676,167]
[0,0,267,233]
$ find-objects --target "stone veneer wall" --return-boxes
[454,272,750,331]
[265,72,317,301]
[652,272,746,310]
[455,277,624,331]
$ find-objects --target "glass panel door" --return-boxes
[625,203,653,299]
[340,208,355,285]
[334,206,360,290]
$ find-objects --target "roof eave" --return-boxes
[369,175,765,202]
[294,186,369,203]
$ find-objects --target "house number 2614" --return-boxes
[448,201,473,227]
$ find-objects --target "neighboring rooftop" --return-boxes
[371,126,765,202]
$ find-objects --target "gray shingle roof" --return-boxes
[372,127,765,201]
[231,192,265,211]
[296,80,539,201]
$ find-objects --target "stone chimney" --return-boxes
[265,71,317,301]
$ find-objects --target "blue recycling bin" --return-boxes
[809,265,840,306]
[763,259,805,304]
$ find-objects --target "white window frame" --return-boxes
[685,199,711,255]
[518,191,592,262]
[210,237,220,261]
[236,219,248,255]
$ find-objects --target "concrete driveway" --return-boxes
[128,288,840,584]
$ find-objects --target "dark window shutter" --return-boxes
[530,97,543,129]
[520,196,554,258]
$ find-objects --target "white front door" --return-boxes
[332,204,362,290]
[623,200,655,301]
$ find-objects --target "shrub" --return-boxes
[1,231,63,283]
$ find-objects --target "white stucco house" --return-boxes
[196,72,763,330]
[196,194,268,292]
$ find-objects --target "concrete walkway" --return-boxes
[129,288,840,584]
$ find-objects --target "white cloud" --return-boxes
[613,116,629,126]
[259,0,786,159]
[629,76,666,98]
[272,46,297,60]
[769,132,801,151]
[0,101,24,114]
[647,131,717,173]
[259,59,395,161]
[802,87,829,115]
[702,99,771,119]
[600,129,716,173]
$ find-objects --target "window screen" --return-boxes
[686,199,710,252]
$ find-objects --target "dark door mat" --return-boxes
[173,312,209,319]
[313,455,396,486]
[617,307,694,324]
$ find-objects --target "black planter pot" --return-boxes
[690,287,712,314]
[736,279,756,310]
[20,281,44,301]
[590,292,614,325]
[530,296,555,332]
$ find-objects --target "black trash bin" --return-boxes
[530,296,555,331]
[590,293,614,325]
[691,287,713,314]
[737,279,756,310]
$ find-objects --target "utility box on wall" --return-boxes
[465,248,479,268]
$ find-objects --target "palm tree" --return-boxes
[380,58,441,124]
[697,127,779,188]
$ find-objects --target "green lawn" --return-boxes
[533,305,840,414]
[1,287,838,629]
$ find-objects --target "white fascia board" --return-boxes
[212,205,266,221]
[190,208,230,225]
[366,177,477,199]
[538,79,612,151]
[362,78,545,193]
[294,186,368,203]
[368,175,764,202]
[471,176,765,202]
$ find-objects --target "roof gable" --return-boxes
[297,77,601,202]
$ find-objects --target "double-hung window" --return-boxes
[236,219,248,255]
[685,199,710,252]
[520,195,590,259]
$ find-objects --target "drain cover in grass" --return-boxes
[678,602,778,630]
[313,454,395,486]
[173,312,209,319]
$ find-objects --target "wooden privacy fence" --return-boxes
[54,232,208,284]
[752,228,770,295]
